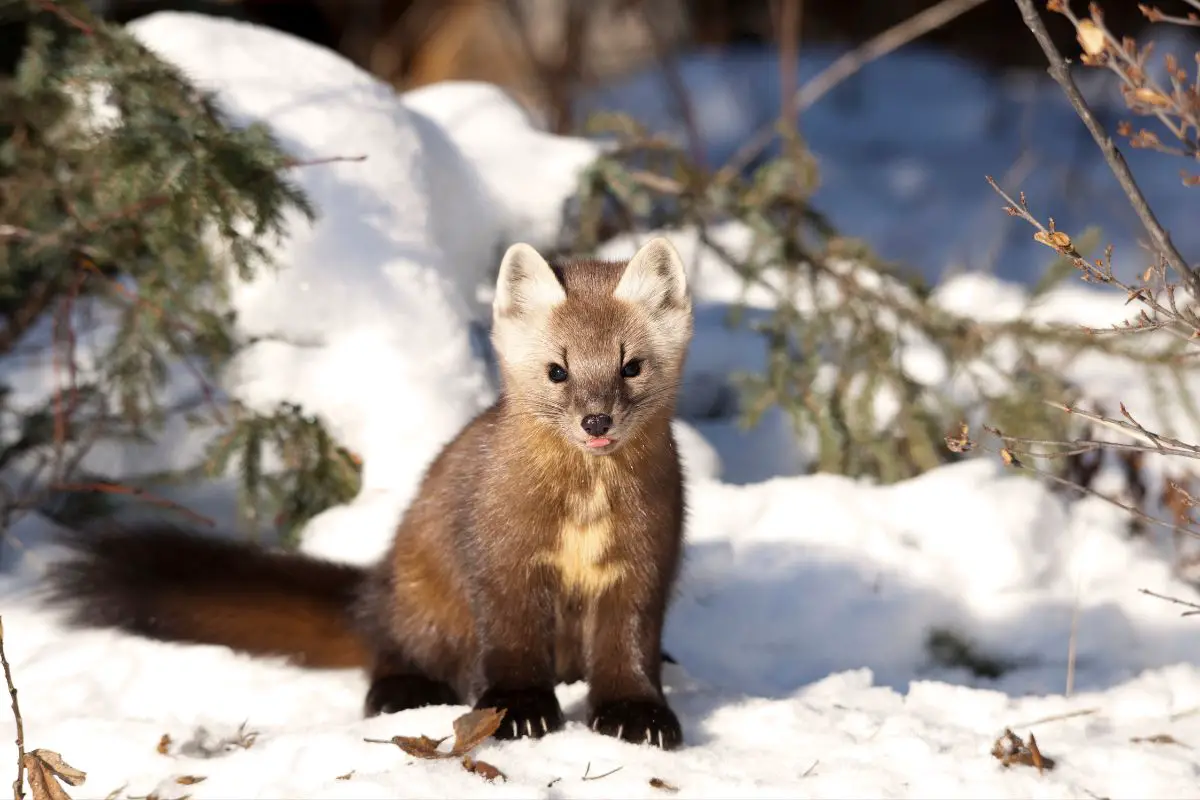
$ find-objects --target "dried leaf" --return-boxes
[156,734,172,755]
[462,756,506,782]
[364,707,506,762]
[336,771,355,781]
[175,776,206,785]
[1034,230,1072,250]
[24,757,72,800]
[1077,19,1106,55]
[650,777,680,792]
[29,750,87,786]
[449,707,507,755]
[991,728,1057,771]
[1132,86,1172,106]
[1000,448,1022,468]
[364,734,450,759]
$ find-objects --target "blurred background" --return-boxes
[81,0,1200,289]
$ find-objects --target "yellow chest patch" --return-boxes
[534,480,627,596]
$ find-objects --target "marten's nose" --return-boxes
[581,413,612,437]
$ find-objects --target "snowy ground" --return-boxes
[4,11,1200,800]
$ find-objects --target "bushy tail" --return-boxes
[40,524,372,670]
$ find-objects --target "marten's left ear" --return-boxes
[613,237,689,313]
[493,242,566,323]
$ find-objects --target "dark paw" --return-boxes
[364,674,459,716]
[475,686,564,740]
[588,698,683,750]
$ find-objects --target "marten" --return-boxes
[42,237,694,750]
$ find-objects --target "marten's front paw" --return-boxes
[475,686,564,740]
[588,698,683,750]
[364,674,459,716]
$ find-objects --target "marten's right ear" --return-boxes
[493,242,566,322]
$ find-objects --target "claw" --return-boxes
[616,723,624,740]
[525,719,533,738]
[510,720,519,739]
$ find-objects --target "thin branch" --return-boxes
[0,618,24,800]
[1011,0,1196,293]
[637,0,706,168]
[1139,587,1200,616]
[49,482,216,527]
[983,436,1200,540]
[774,0,803,136]
[717,0,986,181]
[34,0,93,35]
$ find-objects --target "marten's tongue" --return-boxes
[586,437,611,448]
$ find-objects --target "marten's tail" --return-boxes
[40,524,372,670]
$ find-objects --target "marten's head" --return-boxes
[490,237,693,456]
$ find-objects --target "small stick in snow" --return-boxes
[1,618,24,800]
[581,762,623,781]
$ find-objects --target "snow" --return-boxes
[3,10,1200,800]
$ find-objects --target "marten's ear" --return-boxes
[493,242,566,323]
[614,237,692,353]
[613,237,689,313]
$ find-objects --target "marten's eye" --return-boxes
[621,359,643,379]
[548,363,569,383]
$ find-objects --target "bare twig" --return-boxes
[1139,587,1200,615]
[973,425,1200,540]
[717,0,987,181]
[1011,0,1195,293]
[637,0,706,167]
[282,154,367,169]
[1,618,25,800]
[581,762,623,781]
[774,0,803,136]
[50,482,216,527]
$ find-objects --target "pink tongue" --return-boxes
[586,437,611,448]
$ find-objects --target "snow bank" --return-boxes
[2,11,1200,800]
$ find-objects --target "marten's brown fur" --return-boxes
[42,237,694,750]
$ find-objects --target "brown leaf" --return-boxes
[991,728,1057,772]
[24,757,72,800]
[336,771,355,781]
[156,734,172,756]
[364,707,507,762]
[1034,230,1072,250]
[650,777,680,793]
[449,707,507,755]
[364,734,451,759]
[1000,448,1022,468]
[175,776,206,785]
[1077,19,1106,56]
[1132,86,1172,107]
[29,750,87,786]
[462,756,506,782]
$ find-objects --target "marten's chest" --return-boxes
[531,476,630,598]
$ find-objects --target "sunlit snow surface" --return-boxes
[2,12,1200,800]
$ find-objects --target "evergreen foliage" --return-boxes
[0,0,360,543]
